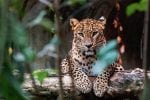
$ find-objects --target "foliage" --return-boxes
[0,0,148,99]
[32,69,48,85]
[0,0,88,99]
[126,0,148,16]
[0,0,35,100]
[32,68,58,85]
[126,0,150,100]
[92,40,118,75]
[27,10,55,33]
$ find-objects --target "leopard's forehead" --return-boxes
[74,19,104,33]
[81,19,100,25]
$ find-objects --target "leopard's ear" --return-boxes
[99,16,106,26]
[70,18,79,28]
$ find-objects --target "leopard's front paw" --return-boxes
[75,80,92,93]
[73,69,92,93]
[93,78,108,97]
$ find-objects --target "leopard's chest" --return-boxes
[73,55,96,76]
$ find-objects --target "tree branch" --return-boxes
[23,68,149,99]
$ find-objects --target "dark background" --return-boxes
[22,0,149,69]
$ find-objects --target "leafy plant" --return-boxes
[33,68,58,85]
[28,10,55,33]
[126,0,148,16]
[0,0,35,99]
[32,69,48,85]
[92,40,118,75]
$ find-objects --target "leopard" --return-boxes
[61,17,124,97]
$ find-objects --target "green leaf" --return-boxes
[100,50,118,64]
[0,0,29,100]
[33,68,58,84]
[97,40,117,58]
[126,0,148,16]
[92,40,118,75]
[0,67,28,100]
[126,3,139,16]
[92,61,107,75]
[92,50,118,75]
[137,0,147,11]
[33,69,48,84]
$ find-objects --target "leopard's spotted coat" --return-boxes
[61,17,124,97]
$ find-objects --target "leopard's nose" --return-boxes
[85,44,92,48]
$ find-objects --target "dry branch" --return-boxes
[23,68,149,99]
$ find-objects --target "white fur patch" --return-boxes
[99,16,105,21]
[85,51,94,55]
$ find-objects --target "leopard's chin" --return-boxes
[85,51,94,56]
[83,49,95,56]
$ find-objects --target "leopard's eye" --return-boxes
[78,32,84,37]
[92,31,99,37]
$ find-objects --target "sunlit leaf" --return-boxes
[33,70,48,85]
[126,3,139,16]
[137,0,147,11]
[33,68,58,84]
[126,0,147,16]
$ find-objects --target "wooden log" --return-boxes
[22,68,150,99]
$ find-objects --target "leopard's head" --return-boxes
[70,17,106,56]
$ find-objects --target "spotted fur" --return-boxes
[61,17,124,97]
